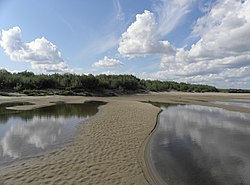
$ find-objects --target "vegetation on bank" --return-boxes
[220,89,250,93]
[0,69,219,96]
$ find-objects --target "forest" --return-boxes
[0,69,219,96]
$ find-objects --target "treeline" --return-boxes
[226,89,250,93]
[0,69,218,96]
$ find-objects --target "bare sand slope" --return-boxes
[0,100,160,185]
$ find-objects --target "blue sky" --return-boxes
[0,0,250,89]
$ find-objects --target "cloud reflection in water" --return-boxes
[1,116,64,158]
[150,105,250,185]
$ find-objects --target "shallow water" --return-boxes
[0,101,105,166]
[211,101,250,108]
[149,105,250,185]
[231,98,250,102]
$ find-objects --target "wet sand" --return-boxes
[0,93,250,185]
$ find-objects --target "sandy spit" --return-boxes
[0,99,160,185]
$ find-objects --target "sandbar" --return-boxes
[0,93,250,185]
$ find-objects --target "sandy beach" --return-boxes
[1,93,250,185]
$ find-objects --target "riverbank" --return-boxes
[0,93,250,184]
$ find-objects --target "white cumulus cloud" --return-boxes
[190,0,250,59]
[118,10,175,57]
[92,56,123,68]
[0,26,68,72]
[154,0,250,88]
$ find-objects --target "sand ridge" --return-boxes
[0,100,160,185]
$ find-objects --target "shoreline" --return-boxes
[138,109,166,185]
[142,100,250,185]
[141,94,250,185]
[0,93,250,184]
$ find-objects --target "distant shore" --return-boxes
[0,93,250,185]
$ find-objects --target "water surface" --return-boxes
[0,101,105,166]
[149,104,250,185]
[231,98,250,102]
[211,101,250,108]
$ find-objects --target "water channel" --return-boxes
[148,104,250,185]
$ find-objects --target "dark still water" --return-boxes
[0,101,105,166]
[148,105,250,185]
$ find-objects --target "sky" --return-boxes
[0,0,250,89]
